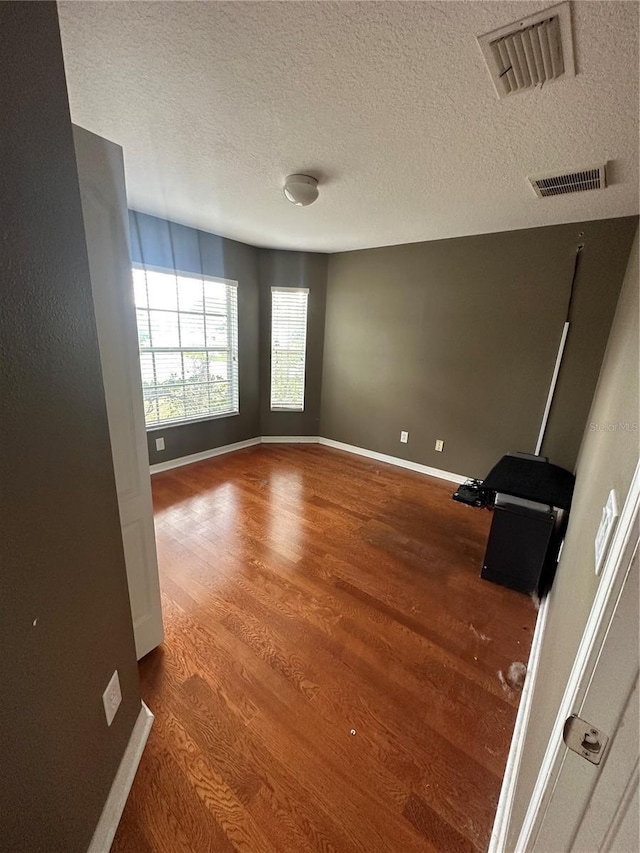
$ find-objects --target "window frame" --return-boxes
[132,263,240,430]
[270,286,309,413]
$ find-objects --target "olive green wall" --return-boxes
[0,3,141,850]
[506,226,639,845]
[321,217,637,478]
[259,249,328,436]
[130,211,261,466]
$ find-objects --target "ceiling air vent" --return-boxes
[477,2,575,99]
[528,165,607,198]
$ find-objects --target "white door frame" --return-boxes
[74,125,164,660]
[488,594,551,852]
[490,458,640,852]
[517,457,640,850]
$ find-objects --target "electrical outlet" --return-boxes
[435,439,444,452]
[155,437,165,452]
[102,670,122,727]
[400,431,409,444]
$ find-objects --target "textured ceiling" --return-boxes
[59,1,639,252]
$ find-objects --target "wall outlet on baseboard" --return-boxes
[155,437,165,452]
[435,439,444,452]
[102,670,122,727]
[400,430,409,444]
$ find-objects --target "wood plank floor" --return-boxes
[113,445,536,853]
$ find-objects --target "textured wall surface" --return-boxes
[59,1,639,251]
[259,249,328,436]
[507,225,639,847]
[130,211,261,465]
[0,4,141,850]
[321,217,637,478]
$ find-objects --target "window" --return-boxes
[133,266,239,427]
[270,287,309,411]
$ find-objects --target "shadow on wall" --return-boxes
[129,210,328,465]
[129,210,261,464]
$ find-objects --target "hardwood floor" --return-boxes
[113,445,536,853]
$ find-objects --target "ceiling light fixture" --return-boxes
[283,174,319,207]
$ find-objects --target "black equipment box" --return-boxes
[479,453,574,596]
[481,494,564,595]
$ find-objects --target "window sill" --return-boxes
[146,410,239,432]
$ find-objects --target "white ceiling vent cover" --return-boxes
[478,2,575,99]
[528,164,607,198]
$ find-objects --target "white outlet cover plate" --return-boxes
[594,489,618,576]
[400,431,408,443]
[435,439,444,452]
[102,670,122,727]
[156,437,165,451]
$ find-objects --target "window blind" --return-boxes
[132,266,239,427]
[270,287,309,411]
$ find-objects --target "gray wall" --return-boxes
[0,3,141,850]
[132,214,328,462]
[130,211,261,465]
[259,249,328,436]
[321,217,637,478]
[507,225,639,846]
[135,213,634,471]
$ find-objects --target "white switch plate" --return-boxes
[435,439,444,452]
[102,670,122,727]
[594,489,618,576]
[155,437,165,451]
[400,431,409,444]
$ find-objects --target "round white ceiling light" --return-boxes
[283,174,319,207]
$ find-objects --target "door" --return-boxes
[533,541,638,851]
[519,465,640,852]
[73,125,164,659]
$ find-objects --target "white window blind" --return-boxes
[132,266,239,427]
[270,287,309,411]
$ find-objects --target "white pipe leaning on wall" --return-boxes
[535,321,570,456]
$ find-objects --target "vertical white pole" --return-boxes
[535,321,570,456]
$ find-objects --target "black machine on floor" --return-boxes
[452,478,492,508]
[453,453,575,596]
[482,492,566,595]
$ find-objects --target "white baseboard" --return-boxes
[488,595,550,853]
[261,435,320,444]
[150,434,469,485]
[87,701,154,853]
[150,437,261,474]
[318,437,468,484]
